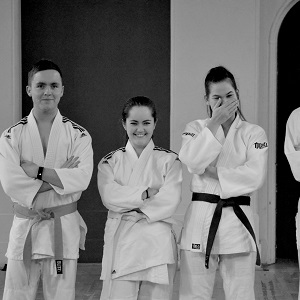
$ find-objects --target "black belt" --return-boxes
[192,192,261,269]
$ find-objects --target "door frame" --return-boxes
[267,0,300,264]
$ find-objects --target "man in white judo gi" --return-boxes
[0,59,93,300]
[285,107,300,300]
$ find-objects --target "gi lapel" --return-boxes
[216,115,241,167]
[27,110,63,169]
[44,111,62,169]
[127,139,154,186]
[27,110,45,166]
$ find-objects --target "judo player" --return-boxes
[284,107,300,300]
[178,66,268,300]
[0,59,93,300]
[98,96,182,300]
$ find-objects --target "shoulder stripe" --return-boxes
[7,117,28,133]
[103,147,126,161]
[62,116,86,132]
[153,146,178,156]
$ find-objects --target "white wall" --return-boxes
[0,0,21,265]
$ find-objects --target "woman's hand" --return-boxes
[142,187,159,200]
[147,188,159,197]
[207,98,239,135]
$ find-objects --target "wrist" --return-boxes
[36,166,44,180]
[142,189,149,200]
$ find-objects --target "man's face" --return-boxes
[26,69,64,114]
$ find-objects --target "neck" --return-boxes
[221,115,236,136]
[33,108,58,124]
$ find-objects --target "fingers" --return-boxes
[147,188,159,197]
[61,156,80,168]
[212,99,222,111]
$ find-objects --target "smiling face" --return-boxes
[123,105,156,156]
[26,69,64,115]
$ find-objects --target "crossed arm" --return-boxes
[21,156,80,193]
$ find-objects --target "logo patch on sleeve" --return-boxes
[192,243,201,250]
[254,142,268,149]
[182,132,195,137]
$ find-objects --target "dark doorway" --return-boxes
[276,0,300,259]
[21,0,170,262]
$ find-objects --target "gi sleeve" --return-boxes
[179,121,222,174]
[97,158,147,213]
[0,130,42,207]
[218,126,268,198]
[140,157,182,223]
[284,109,300,181]
[52,131,93,195]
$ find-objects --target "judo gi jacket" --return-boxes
[179,115,268,254]
[98,140,182,287]
[0,110,93,260]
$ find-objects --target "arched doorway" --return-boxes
[276,0,300,259]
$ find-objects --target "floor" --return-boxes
[0,259,298,299]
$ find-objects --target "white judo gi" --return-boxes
[98,139,182,300]
[284,107,300,300]
[0,110,93,300]
[178,115,268,300]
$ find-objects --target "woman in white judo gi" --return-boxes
[98,96,182,300]
[284,108,300,300]
[178,66,268,300]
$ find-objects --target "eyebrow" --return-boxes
[212,91,233,97]
[129,119,152,122]
[35,81,60,85]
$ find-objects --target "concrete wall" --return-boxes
[0,0,21,266]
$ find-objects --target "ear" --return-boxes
[204,95,209,105]
[26,85,32,97]
[236,89,240,100]
[61,85,64,97]
[154,119,158,130]
[122,121,126,130]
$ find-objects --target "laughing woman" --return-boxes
[98,96,182,300]
[178,66,268,300]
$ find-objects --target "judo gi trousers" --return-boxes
[179,250,256,300]
[108,262,177,300]
[2,258,77,300]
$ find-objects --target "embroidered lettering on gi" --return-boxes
[192,243,201,250]
[4,134,11,139]
[183,132,195,137]
[254,142,268,149]
[112,270,116,274]
[80,132,87,138]
[56,260,63,275]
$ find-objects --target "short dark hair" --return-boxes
[122,96,157,123]
[28,59,63,86]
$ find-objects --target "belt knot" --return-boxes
[36,209,53,220]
